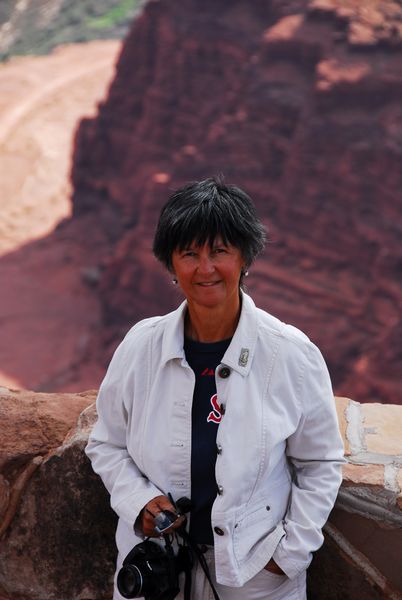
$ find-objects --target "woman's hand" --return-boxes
[140,495,186,537]
[264,559,285,575]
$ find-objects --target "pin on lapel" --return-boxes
[238,348,249,367]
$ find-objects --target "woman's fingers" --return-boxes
[141,495,185,537]
[157,513,186,535]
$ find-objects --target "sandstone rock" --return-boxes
[342,463,384,488]
[0,388,96,471]
[0,389,96,545]
[397,470,402,510]
[337,397,402,516]
[0,401,116,600]
[360,403,402,456]
[0,476,9,520]
[335,396,350,455]
[308,531,386,600]
[334,397,402,597]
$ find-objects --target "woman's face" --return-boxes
[171,238,245,312]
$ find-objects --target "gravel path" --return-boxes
[0,40,120,391]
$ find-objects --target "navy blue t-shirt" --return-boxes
[184,335,231,545]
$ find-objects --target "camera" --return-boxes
[117,538,190,600]
[117,497,192,600]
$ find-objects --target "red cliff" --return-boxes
[72,0,402,404]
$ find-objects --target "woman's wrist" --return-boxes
[264,559,285,575]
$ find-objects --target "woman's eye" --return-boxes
[213,247,227,254]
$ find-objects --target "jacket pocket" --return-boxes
[233,502,277,566]
[232,477,290,568]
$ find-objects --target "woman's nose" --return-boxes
[198,254,215,274]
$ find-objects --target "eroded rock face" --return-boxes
[0,388,96,472]
[71,0,402,405]
[0,388,97,598]
[308,533,386,600]
[0,400,116,600]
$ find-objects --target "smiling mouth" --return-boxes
[196,281,221,286]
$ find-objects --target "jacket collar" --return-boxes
[160,300,188,364]
[160,292,259,377]
[221,291,259,376]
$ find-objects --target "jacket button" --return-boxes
[218,367,231,378]
[216,444,223,454]
[217,485,224,495]
[214,526,224,536]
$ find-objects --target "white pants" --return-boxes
[177,547,307,600]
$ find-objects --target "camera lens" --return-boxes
[117,564,143,598]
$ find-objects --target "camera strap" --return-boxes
[179,531,221,600]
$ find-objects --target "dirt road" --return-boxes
[0,41,121,390]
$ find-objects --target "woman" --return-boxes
[86,177,345,600]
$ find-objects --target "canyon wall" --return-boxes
[71,0,402,405]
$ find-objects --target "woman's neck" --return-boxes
[185,297,241,342]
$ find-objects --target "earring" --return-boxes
[172,277,178,285]
[241,270,249,278]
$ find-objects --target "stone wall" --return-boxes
[309,399,402,599]
[0,388,401,599]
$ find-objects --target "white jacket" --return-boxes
[86,292,344,588]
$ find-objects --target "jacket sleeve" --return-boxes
[85,335,163,526]
[272,342,345,579]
